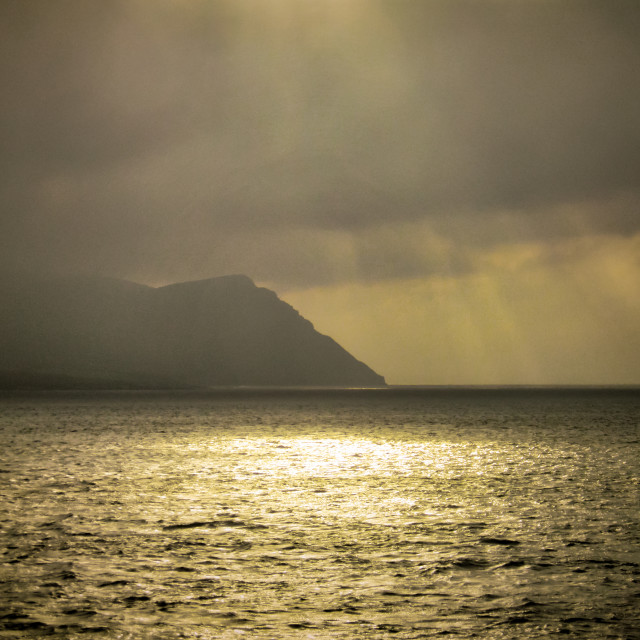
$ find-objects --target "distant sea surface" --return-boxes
[1,387,639,639]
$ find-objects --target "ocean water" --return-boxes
[0,387,638,639]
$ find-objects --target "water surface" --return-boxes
[1,388,638,638]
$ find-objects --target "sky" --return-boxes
[1,0,639,385]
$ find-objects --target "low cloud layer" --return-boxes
[2,0,639,287]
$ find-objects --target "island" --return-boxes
[0,274,386,389]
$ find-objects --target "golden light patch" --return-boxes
[281,233,640,385]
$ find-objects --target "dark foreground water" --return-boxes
[0,387,639,639]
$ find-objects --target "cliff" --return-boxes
[0,274,386,389]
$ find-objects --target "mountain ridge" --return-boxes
[0,274,386,389]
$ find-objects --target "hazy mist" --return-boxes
[2,0,639,383]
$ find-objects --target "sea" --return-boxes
[0,387,638,639]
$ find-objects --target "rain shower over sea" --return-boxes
[1,387,638,639]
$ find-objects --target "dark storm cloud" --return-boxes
[1,0,639,284]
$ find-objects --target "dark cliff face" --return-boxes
[0,274,386,388]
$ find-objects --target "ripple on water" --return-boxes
[0,389,638,638]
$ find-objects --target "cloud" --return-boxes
[1,0,639,286]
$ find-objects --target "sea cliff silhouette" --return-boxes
[0,274,386,389]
